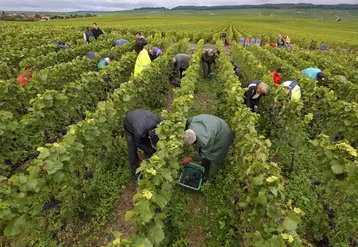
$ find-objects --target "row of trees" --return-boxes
[173,4,358,10]
[0,12,97,21]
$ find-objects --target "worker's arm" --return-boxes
[83,33,87,42]
[193,138,215,162]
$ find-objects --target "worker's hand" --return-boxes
[180,157,193,164]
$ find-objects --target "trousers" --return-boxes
[202,61,211,78]
[124,130,155,176]
[201,159,219,182]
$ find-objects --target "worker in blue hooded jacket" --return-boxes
[301,68,326,82]
[112,39,128,48]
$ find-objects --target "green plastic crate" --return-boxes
[178,163,205,191]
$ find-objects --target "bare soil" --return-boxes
[185,193,207,247]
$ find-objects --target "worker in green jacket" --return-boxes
[181,114,233,182]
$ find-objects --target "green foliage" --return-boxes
[1,18,358,247]
[124,39,204,247]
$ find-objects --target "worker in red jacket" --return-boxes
[270,68,283,86]
[17,68,35,87]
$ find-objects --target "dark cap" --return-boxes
[317,72,326,81]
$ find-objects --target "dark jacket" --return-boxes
[202,50,217,64]
[84,30,94,43]
[85,52,95,59]
[92,27,104,39]
[124,110,160,145]
[243,80,262,111]
[56,44,69,52]
[136,36,148,46]
[173,54,191,77]
[231,61,240,77]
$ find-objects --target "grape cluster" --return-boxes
[182,172,201,188]
[43,200,61,211]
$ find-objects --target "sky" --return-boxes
[1,0,357,12]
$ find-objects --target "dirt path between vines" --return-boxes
[182,78,218,247]
[185,193,207,247]
[95,181,137,247]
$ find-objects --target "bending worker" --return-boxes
[112,39,128,48]
[181,114,232,182]
[271,68,283,86]
[242,80,268,112]
[85,51,95,59]
[17,68,35,87]
[173,54,191,79]
[202,49,219,78]
[222,32,229,46]
[283,80,301,101]
[124,109,160,179]
[277,34,286,48]
[148,47,163,61]
[96,56,115,71]
[232,61,240,77]
[301,68,326,82]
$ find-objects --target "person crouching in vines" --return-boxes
[274,80,302,109]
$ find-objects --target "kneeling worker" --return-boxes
[124,110,161,179]
[242,80,268,112]
[181,114,232,182]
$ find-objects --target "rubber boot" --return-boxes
[208,163,219,182]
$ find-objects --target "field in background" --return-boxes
[38,12,358,49]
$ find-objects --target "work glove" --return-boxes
[253,105,259,113]
[180,157,193,164]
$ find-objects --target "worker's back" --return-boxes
[173,54,191,69]
[187,114,231,164]
[115,39,128,46]
[301,68,321,80]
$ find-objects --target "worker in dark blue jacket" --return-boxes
[85,52,95,59]
[242,80,268,112]
[124,110,161,177]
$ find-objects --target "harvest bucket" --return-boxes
[178,163,205,190]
